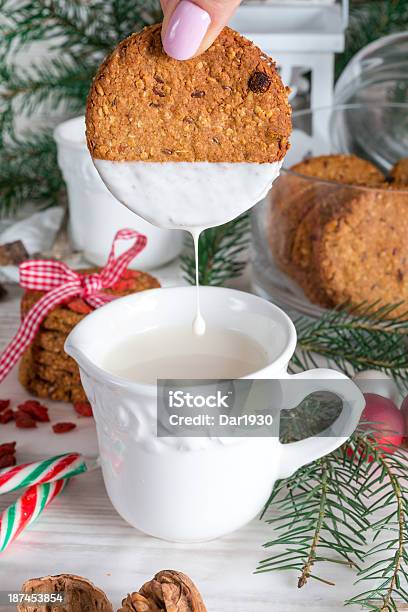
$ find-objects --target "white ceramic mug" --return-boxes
[54,116,183,269]
[65,287,365,542]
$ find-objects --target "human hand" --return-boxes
[161,0,242,60]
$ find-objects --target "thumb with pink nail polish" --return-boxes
[161,0,242,61]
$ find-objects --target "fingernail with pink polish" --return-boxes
[163,1,211,60]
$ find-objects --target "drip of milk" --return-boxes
[93,160,282,335]
[192,228,206,336]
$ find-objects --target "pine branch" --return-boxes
[291,303,408,392]
[296,458,331,588]
[257,430,408,610]
[336,0,408,79]
[1,56,95,118]
[257,449,368,582]
[0,0,161,214]
[0,131,64,213]
[346,436,408,611]
[181,213,251,286]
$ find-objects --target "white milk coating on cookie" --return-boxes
[93,160,282,230]
[93,160,282,336]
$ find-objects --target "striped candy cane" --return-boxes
[0,453,86,495]
[0,479,67,553]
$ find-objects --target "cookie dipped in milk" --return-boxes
[86,23,291,342]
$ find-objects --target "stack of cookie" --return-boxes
[269,154,408,316]
[19,269,160,402]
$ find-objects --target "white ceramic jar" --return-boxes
[54,116,183,270]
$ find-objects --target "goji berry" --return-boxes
[15,412,37,428]
[0,399,10,412]
[0,454,16,469]
[0,442,16,456]
[0,409,14,424]
[66,299,92,314]
[52,422,76,434]
[18,400,49,422]
[73,401,93,418]
[112,279,135,291]
[114,280,127,291]
[120,269,138,279]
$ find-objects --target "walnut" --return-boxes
[119,570,207,612]
[17,575,113,612]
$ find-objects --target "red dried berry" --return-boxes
[121,269,138,279]
[17,400,49,422]
[0,454,16,469]
[15,412,37,429]
[52,422,77,434]
[0,409,14,424]
[66,299,93,314]
[248,71,272,93]
[18,400,40,409]
[0,399,10,412]
[111,269,141,291]
[0,442,16,456]
[73,401,93,418]
[111,279,135,292]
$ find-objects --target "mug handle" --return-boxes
[277,368,365,479]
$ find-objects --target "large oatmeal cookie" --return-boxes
[86,24,291,163]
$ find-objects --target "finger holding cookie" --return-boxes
[161,0,242,60]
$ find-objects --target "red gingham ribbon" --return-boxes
[0,228,147,382]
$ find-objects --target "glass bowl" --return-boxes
[251,103,408,319]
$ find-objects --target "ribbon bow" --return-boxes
[0,228,147,382]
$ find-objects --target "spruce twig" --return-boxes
[346,436,408,611]
[0,131,64,212]
[336,0,408,79]
[292,304,408,392]
[297,458,330,588]
[258,430,408,610]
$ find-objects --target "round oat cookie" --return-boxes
[269,154,384,274]
[315,187,408,317]
[289,188,350,308]
[390,158,408,185]
[19,348,81,403]
[19,370,88,403]
[268,172,320,273]
[33,347,78,373]
[289,154,385,186]
[86,24,291,163]
[34,331,66,354]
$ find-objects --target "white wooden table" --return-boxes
[0,283,365,610]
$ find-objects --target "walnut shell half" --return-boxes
[119,570,207,612]
[18,574,113,612]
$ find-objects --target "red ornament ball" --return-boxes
[361,393,404,452]
[401,395,408,436]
